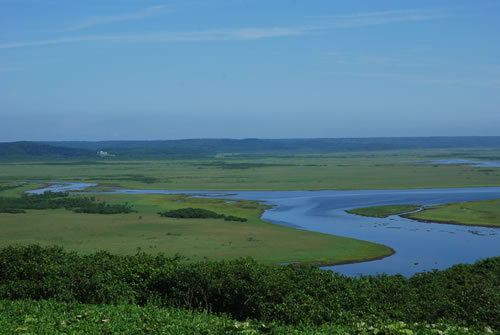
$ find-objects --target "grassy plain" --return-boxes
[0,192,391,265]
[0,148,498,264]
[346,205,421,218]
[405,199,500,228]
[0,149,499,191]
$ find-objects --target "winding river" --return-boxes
[30,184,500,277]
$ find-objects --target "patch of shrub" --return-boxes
[158,207,247,222]
[0,192,134,214]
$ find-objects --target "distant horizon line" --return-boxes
[2,135,500,143]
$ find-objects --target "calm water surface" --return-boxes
[30,184,500,277]
[419,159,500,168]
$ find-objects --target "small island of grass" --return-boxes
[403,199,500,228]
[346,204,421,218]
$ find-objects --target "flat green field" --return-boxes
[0,192,392,266]
[405,199,500,228]
[346,205,421,218]
[0,149,499,191]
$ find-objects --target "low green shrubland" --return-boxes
[158,207,247,222]
[0,245,498,330]
[0,191,134,214]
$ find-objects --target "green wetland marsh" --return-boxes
[1,141,500,334]
[2,147,500,191]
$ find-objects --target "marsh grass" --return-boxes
[1,149,500,191]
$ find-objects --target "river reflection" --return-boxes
[29,184,500,277]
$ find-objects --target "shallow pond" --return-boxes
[29,184,500,277]
[418,159,500,168]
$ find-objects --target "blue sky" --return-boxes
[1,0,499,141]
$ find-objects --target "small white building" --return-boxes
[97,150,110,157]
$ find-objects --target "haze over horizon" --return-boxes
[1,0,499,141]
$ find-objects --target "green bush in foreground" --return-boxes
[0,245,498,330]
[0,300,492,335]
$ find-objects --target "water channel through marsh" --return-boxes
[30,184,500,277]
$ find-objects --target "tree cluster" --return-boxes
[158,207,247,222]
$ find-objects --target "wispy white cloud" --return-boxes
[312,8,449,28]
[319,9,444,19]
[326,71,500,89]
[413,78,462,85]
[0,35,120,49]
[64,5,171,31]
[0,8,449,50]
[0,26,315,49]
[326,52,402,66]
[325,51,340,56]
[327,71,402,78]
[415,77,500,89]
[151,26,316,41]
[0,67,21,73]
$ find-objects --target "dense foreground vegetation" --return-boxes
[346,205,421,218]
[0,245,498,332]
[404,199,500,228]
[0,300,491,334]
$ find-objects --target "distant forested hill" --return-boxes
[0,142,94,160]
[44,137,500,154]
[0,141,212,160]
[2,137,500,160]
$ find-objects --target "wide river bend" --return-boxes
[30,184,500,277]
